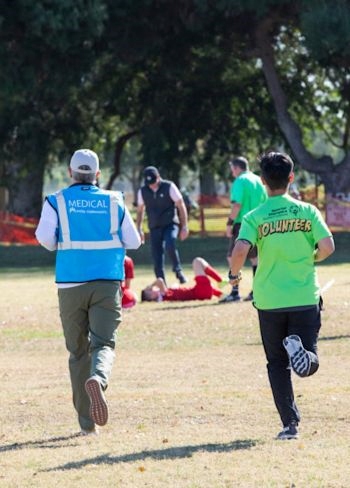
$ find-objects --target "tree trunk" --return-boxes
[6,160,45,219]
[105,130,138,190]
[255,20,350,194]
[199,170,217,196]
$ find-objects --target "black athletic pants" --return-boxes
[258,305,321,427]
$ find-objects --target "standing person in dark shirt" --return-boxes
[136,166,189,284]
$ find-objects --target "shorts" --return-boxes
[227,223,257,259]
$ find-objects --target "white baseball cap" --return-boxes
[70,149,99,174]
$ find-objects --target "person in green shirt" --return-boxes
[220,156,267,303]
[229,151,335,440]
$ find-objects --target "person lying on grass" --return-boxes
[141,257,223,302]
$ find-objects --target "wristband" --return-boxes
[226,218,234,226]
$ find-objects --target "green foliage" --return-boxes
[0,0,109,215]
[301,0,350,63]
[2,0,350,216]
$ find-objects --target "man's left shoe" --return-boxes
[283,335,311,377]
[244,291,254,301]
[85,377,109,426]
[176,271,187,284]
[276,423,299,440]
[219,293,241,303]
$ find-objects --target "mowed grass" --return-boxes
[0,236,349,488]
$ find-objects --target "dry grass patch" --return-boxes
[0,264,349,487]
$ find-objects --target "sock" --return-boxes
[231,285,239,295]
[204,265,222,282]
[212,286,223,297]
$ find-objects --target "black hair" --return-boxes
[141,289,153,302]
[259,152,294,190]
[230,156,248,171]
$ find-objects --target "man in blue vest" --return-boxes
[36,149,141,435]
[136,166,189,284]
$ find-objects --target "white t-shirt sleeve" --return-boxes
[137,188,144,206]
[120,206,142,249]
[35,200,58,251]
[169,182,182,202]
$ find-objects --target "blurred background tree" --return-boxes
[1,0,350,217]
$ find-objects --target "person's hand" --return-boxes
[179,226,189,240]
[138,229,145,244]
[226,224,233,238]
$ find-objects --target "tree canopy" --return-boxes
[1,0,350,217]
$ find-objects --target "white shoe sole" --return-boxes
[283,335,311,377]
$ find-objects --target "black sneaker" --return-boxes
[244,291,254,301]
[176,271,187,284]
[276,423,299,440]
[283,335,311,377]
[219,293,241,303]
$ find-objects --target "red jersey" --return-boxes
[123,255,135,280]
[163,276,222,301]
[122,256,136,308]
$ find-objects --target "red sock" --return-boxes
[212,286,223,297]
[204,265,222,282]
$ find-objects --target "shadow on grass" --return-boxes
[149,302,223,311]
[319,334,350,341]
[40,438,258,472]
[0,433,82,452]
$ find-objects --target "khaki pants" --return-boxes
[58,281,122,430]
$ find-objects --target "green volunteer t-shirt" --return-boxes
[230,171,267,223]
[238,194,333,310]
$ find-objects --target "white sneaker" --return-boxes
[80,427,99,436]
[283,335,311,377]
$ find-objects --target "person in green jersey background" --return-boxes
[220,156,267,303]
[229,151,335,440]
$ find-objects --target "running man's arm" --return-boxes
[314,236,335,262]
[35,200,58,251]
[121,206,142,249]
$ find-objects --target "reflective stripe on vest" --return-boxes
[56,191,123,250]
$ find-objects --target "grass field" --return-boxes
[0,235,349,487]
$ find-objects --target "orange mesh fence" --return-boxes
[0,211,39,246]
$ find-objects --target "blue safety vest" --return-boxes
[47,184,126,283]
